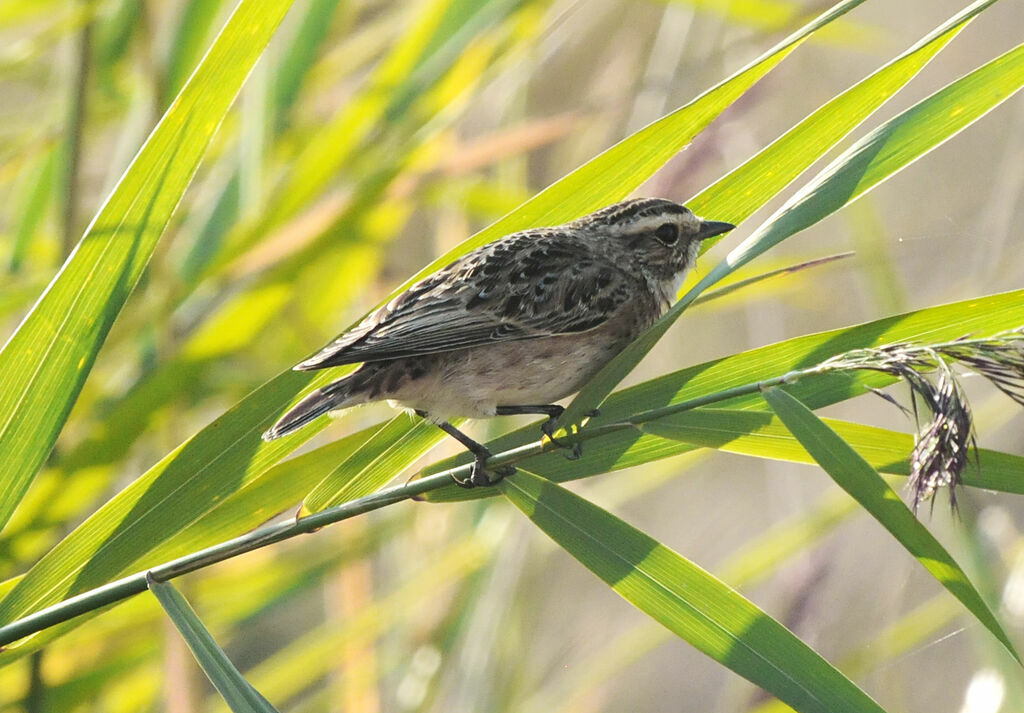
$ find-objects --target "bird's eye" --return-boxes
[654,223,678,246]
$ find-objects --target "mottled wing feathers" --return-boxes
[295,232,637,370]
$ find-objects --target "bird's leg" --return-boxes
[417,411,515,487]
[495,404,584,460]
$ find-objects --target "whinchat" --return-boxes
[264,197,735,486]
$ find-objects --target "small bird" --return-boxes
[263,197,734,486]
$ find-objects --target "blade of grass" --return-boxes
[425,288,1024,501]
[300,415,459,514]
[0,0,296,532]
[762,387,1020,664]
[691,252,854,306]
[272,0,341,128]
[147,575,280,713]
[164,0,229,105]
[499,469,887,713]
[7,148,56,274]
[560,0,1013,428]
[639,408,1024,495]
[522,485,863,713]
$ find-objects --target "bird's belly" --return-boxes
[385,329,631,420]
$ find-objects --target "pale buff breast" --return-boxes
[382,303,656,420]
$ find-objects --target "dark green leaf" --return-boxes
[762,386,1020,664]
[500,470,887,713]
[148,575,279,713]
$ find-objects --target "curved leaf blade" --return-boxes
[148,576,280,713]
[426,288,1024,501]
[499,470,887,713]
[640,408,1024,495]
[724,37,1024,276]
[300,415,454,514]
[0,0,296,531]
[762,386,1020,664]
[561,2,1022,428]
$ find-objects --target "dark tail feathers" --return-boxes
[263,379,351,441]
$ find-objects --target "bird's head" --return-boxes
[576,197,735,285]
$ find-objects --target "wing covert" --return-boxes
[295,233,637,370]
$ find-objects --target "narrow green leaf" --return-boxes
[7,147,56,274]
[560,0,1013,428]
[0,0,296,532]
[147,575,280,713]
[93,0,143,68]
[520,486,865,713]
[148,420,401,562]
[272,0,341,126]
[724,37,1024,278]
[762,387,1020,664]
[300,415,455,514]
[640,409,1024,495]
[499,470,887,713]
[425,288,1024,501]
[165,0,228,104]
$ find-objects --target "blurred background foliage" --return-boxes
[0,0,1023,711]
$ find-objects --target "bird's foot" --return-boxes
[452,454,516,488]
[540,407,600,461]
[540,414,577,458]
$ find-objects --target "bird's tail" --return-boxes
[262,377,355,441]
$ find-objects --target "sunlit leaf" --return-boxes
[0,0,296,532]
[640,408,1024,495]
[500,470,887,713]
[426,288,1024,501]
[561,0,1021,427]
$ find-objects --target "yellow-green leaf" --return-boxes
[561,1,1021,428]
[0,0,296,532]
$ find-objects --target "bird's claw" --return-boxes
[541,419,576,455]
[541,408,599,460]
[452,457,516,488]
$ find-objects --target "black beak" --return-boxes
[697,219,735,241]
